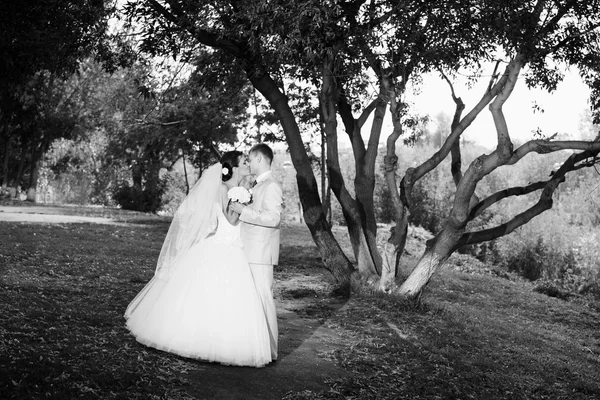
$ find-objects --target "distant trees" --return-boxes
[36,57,248,211]
[0,0,249,208]
[0,0,116,199]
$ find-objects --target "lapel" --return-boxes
[252,177,267,205]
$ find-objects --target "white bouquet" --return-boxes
[227,186,252,205]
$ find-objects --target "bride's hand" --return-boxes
[229,201,245,215]
[239,174,256,190]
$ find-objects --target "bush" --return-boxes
[502,236,578,282]
[158,172,188,215]
[112,183,165,213]
[0,187,11,200]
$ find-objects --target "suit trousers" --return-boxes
[249,263,278,359]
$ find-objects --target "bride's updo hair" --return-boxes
[220,150,243,182]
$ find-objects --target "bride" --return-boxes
[124,151,272,368]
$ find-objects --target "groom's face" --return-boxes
[248,152,259,174]
[238,156,250,176]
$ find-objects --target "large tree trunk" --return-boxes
[354,91,388,275]
[396,227,461,298]
[249,67,355,288]
[132,162,143,191]
[379,74,412,292]
[26,157,40,202]
[12,144,27,198]
[1,133,11,189]
[320,60,378,278]
[335,78,390,277]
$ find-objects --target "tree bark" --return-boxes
[132,162,143,191]
[353,92,388,275]
[396,227,461,298]
[1,133,11,189]
[12,145,27,198]
[249,66,355,288]
[382,76,411,283]
[320,61,377,278]
[337,85,387,276]
[26,157,40,202]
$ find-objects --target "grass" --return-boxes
[1,206,600,399]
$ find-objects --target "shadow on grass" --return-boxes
[0,220,351,400]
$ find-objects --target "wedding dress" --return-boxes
[124,164,272,368]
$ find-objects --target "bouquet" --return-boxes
[227,186,252,205]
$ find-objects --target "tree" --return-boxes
[392,0,600,297]
[124,0,355,287]
[72,57,247,211]
[0,0,116,191]
[9,71,86,201]
[124,0,600,299]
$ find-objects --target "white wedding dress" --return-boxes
[124,196,272,367]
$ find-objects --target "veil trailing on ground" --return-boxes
[154,163,222,279]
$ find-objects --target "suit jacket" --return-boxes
[240,173,283,265]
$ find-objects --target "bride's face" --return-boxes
[235,156,251,178]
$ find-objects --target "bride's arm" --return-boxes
[221,185,240,225]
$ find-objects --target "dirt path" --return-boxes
[0,205,133,225]
[181,300,349,399]
[1,204,352,399]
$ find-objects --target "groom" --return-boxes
[230,143,282,360]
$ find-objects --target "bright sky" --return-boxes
[406,68,592,149]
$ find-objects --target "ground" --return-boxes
[1,203,599,399]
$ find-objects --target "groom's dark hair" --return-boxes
[250,143,274,165]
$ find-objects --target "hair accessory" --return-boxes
[222,167,229,175]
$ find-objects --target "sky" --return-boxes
[400,68,592,149]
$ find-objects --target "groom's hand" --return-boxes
[229,201,245,214]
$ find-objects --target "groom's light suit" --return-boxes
[240,170,282,359]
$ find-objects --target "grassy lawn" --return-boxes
[1,207,599,399]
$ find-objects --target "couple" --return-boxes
[124,143,282,368]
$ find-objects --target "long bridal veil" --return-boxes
[154,162,222,280]
[124,163,222,319]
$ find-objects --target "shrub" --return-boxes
[112,182,165,213]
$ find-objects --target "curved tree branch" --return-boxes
[440,69,466,187]
[489,54,524,161]
[457,149,600,248]
[508,139,600,165]
[406,60,513,193]
[468,180,548,221]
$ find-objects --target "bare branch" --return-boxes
[508,139,600,165]
[409,61,512,186]
[357,97,383,128]
[486,60,502,93]
[440,70,462,105]
[337,89,366,160]
[489,55,524,160]
[440,69,466,187]
[457,149,600,248]
[123,118,187,126]
[210,142,221,159]
[468,180,548,221]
